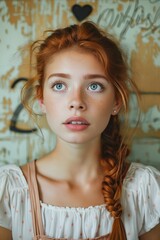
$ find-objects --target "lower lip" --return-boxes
[64,124,89,131]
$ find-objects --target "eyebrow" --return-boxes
[84,74,107,81]
[47,73,71,80]
[47,73,107,81]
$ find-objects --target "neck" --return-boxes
[47,137,103,184]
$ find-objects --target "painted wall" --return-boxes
[0,0,160,169]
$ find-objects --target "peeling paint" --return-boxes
[0,0,160,169]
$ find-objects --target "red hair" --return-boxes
[22,21,139,239]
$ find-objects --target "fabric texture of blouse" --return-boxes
[0,162,160,240]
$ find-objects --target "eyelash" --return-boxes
[51,81,66,91]
[88,82,105,92]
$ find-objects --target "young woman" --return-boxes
[0,21,160,240]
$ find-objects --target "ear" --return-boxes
[36,85,46,113]
[38,99,46,113]
[111,99,122,116]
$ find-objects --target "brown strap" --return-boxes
[26,161,110,240]
[27,161,44,237]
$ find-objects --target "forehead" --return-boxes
[44,48,106,77]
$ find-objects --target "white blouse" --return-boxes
[0,162,160,240]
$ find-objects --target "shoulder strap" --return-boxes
[27,161,44,237]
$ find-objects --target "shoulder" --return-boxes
[122,162,160,234]
[123,162,160,192]
[0,164,28,190]
[0,164,30,231]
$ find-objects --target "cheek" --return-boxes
[43,95,59,111]
[44,100,65,127]
[96,99,115,114]
[45,105,61,117]
[94,100,114,126]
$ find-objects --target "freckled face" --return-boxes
[41,49,119,144]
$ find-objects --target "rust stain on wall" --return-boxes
[1,68,15,88]
[0,0,160,168]
[5,1,32,26]
[131,33,160,93]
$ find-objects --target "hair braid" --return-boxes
[101,115,129,240]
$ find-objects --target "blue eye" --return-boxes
[52,82,66,91]
[88,83,104,92]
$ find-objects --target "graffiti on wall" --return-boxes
[0,0,160,167]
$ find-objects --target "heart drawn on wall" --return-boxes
[71,4,93,21]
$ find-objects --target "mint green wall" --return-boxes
[0,0,160,169]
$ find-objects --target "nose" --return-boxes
[68,90,86,111]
